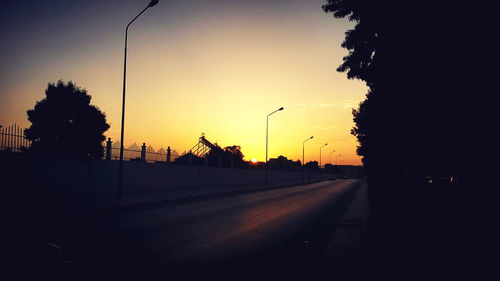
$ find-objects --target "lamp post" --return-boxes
[117,0,159,205]
[336,154,342,165]
[302,136,313,182]
[337,154,342,176]
[319,143,327,168]
[329,150,336,165]
[265,107,284,188]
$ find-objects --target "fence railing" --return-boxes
[103,139,180,163]
[0,125,179,163]
[104,147,180,163]
[0,124,31,152]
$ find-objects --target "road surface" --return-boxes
[65,179,361,275]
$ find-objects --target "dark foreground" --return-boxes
[7,180,363,278]
[6,176,491,280]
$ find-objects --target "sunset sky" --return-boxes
[0,0,367,165]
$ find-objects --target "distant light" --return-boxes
[251,158,258,164]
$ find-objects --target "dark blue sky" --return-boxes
[1,0,333,83]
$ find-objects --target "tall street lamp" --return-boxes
[117,0,159,204]
[302,136,313,182]
[265,107,284,188]
[319,143,328,168]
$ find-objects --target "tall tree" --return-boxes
[25,80,110,159]
[323,0,467,179]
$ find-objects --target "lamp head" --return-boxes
[310,136,314,139]
[279,107,284,111]
[148,0,159,7]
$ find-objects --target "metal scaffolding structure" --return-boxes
[189,134,218,157]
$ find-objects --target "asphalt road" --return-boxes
[61,179,361,277]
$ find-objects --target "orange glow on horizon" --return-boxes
[0,1,367,166]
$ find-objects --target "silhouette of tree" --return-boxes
[223,145,246,168]
[323,0,467,180]
[323,2,485,274]
[268,155,301,171]
[224,145,244,159]
[324,163,341,174]
[304,161,319,170]
[203,145,247,168]
[25,80,110,159]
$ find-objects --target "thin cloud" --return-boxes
[342,99,359,109]
[312,126,337,130]
[319,103,338,107]
[296,103,308,107]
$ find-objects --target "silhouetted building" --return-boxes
[174,152,205,166]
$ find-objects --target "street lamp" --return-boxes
[319,143,327,168]
[336,154,342,165]
[117,0,159,204]
[265,107,284,188]
[329,150,336,165]
[302,136,313,182]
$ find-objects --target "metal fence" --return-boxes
[0,124,31,152]
[103,140,181,163]
[105,147,180,163]
[0,124,180,163]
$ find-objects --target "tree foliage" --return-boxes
[25,80,110,159]
[204,145,247,168]
[304,161,319,170]
[323,0,467,179]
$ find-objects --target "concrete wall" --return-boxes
[2,152,328,207]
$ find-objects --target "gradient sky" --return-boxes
[0,0,367,165]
